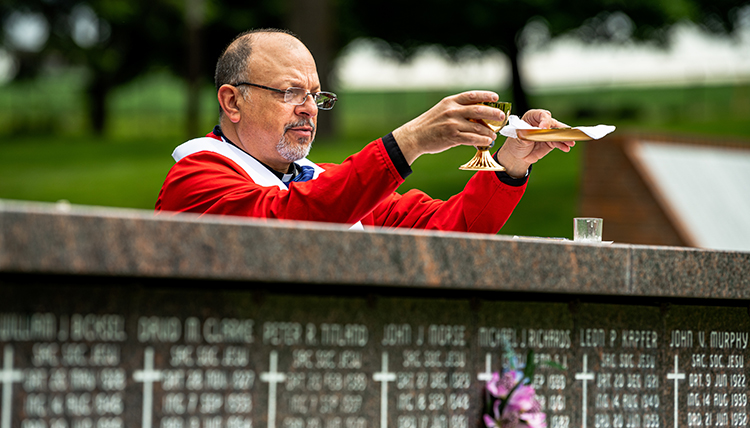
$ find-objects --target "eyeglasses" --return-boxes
[232,82,337,110]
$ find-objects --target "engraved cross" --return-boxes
[477,352,493,382]
[575,353,595,428]
[133,347,163,428]
[1,345,24,428]
[261,350,287,428]
[667,354,685,428]
[374,351,397,428]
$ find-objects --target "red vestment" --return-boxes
[156,134,526,233]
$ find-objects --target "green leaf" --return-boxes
[542,360,567,371]
[522,349,536,383]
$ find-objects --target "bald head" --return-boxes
[214,29,311,91]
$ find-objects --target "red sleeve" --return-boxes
[362,171,526,234]
[156,138,404,226]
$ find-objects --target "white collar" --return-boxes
[172,136,364,230]
[173,137,323,190]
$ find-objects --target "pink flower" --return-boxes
[520,412,547,428]
[486,372,502,397]
[484,370,546,428]
[483,415,498,428]
[505,385,536,413]
[487,370,524,398]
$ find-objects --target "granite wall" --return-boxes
[1,200,749,428]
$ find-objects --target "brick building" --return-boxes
[579,134,750,252]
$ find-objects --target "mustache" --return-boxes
[284,119,316,134]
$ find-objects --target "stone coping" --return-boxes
[1,199,748,300]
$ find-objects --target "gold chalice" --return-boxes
[459,101,512,171]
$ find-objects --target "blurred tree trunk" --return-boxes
[87,76,108,135]
[505,38,530,116]
[186,0,205,138]
[286,0,336,138]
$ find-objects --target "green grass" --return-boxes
[1,72,749,239]
[0,135,177,209]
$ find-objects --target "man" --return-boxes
[156,29,574,233]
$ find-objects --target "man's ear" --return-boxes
[217,85,243,123]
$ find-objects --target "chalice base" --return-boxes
[458,148,506,171]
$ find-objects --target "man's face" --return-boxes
[236,34,320,170]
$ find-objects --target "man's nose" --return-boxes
[295,94,318,117]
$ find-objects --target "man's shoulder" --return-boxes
[175,150,241,167]
[166,147,251,182]
[173,137,230,162]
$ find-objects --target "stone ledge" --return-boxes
[1,199,748,299]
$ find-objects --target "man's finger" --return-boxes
[468,104,506,124]
[537,117,569,129]
[457,115,501,139]
[452,91,499,106]
[523,109,553,127]
[453,130,496,148]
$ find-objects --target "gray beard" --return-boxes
[276,119,315,162]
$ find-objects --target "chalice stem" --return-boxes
[459,147,506,171]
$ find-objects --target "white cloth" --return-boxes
[173,137,364,230]
[500,115,616,140]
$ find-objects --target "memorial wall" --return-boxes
[1,201,749,428]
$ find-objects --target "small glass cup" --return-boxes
[573,218,603,242]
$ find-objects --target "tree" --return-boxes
[285,0,338,137]
[0,0,190,134]
[337,0,749,114]
[181,0,286,136]
[4,0,745,136]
